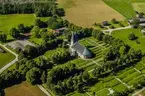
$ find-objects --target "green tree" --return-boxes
[26,67,42,85]
[9,28,20,38]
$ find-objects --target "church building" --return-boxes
[70,32,92,59]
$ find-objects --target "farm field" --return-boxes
[5,82,46,96]
[103,0,136,19]
[0,46,15,69]
[112,28,145,53]
[57,0,125,27]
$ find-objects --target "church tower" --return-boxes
[70,32,78,56]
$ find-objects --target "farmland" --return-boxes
[103,0,135,19]
[57,0,124,27]
[112,28,145,53]
[5,82,46,96]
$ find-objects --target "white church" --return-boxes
[69,32,92,59]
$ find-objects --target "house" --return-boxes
[70,32,92,59]
[102,21,109,26]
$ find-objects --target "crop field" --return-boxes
[103,0,136,19]
[0,46,15,69]
[112,28,145,53]
[57,0,124,27]
[5,82,46,96]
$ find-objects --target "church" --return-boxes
[70,32,92,59]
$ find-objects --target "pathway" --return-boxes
[102,26,132,35]
[115,77,131,89]
[37,85,51,96]
[132,87,145,96]
[0,44,18,74]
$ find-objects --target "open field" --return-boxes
[57,0,125,27]
[0,46,15,69]
[112,28,145,53]
[5,82,46,96]
[0,14,50,34]
[0,14,35,34]
[103,0,136,19]
[133,3,145,13]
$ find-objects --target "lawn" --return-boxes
[5,82,46,96]
[0,14,35,34]
[0,46,15,69]
[103,0,136,19]
[57,0,124,27]
[112,28,145,53]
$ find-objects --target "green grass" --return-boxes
[133,3,145,13]
[0,46,15,69]
[112,28,145,53]
[103,0,136,19]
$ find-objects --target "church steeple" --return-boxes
[71,32,78,46]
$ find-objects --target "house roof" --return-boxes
[71,42,85,55]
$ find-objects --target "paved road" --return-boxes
[0,44,18,74]
[102,26,132,35]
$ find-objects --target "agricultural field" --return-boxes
[103,0,136,19]
[0,46,15,69]
[112,28,145,53]
[57,0,125,27]
[5,82,46,96]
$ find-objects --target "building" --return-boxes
[70,32,92,59]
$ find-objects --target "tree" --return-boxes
[26,67,42,85]
[128,33,137,40]
[111,18,118,24]
[41,71,47,84]
[9,28,20,38]
[31,26,40,38]
[18,24,25,33]
[0,34,7,42]
[131,18,140,28]
[24,45,37,58]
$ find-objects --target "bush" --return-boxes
[128,33,137,40]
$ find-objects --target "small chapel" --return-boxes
[70,32,92,59]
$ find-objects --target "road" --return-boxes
[0,44,51,96]
[0,44,18,74]
[37,85,51,96]
[102,26,132,35]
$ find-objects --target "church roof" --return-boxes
[71,42,91,56]
[83,47,92,56]
[71,42,85,55]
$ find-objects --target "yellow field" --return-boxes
[133,3,145,13]
[57,0,125,27]
[5,82,46,96]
